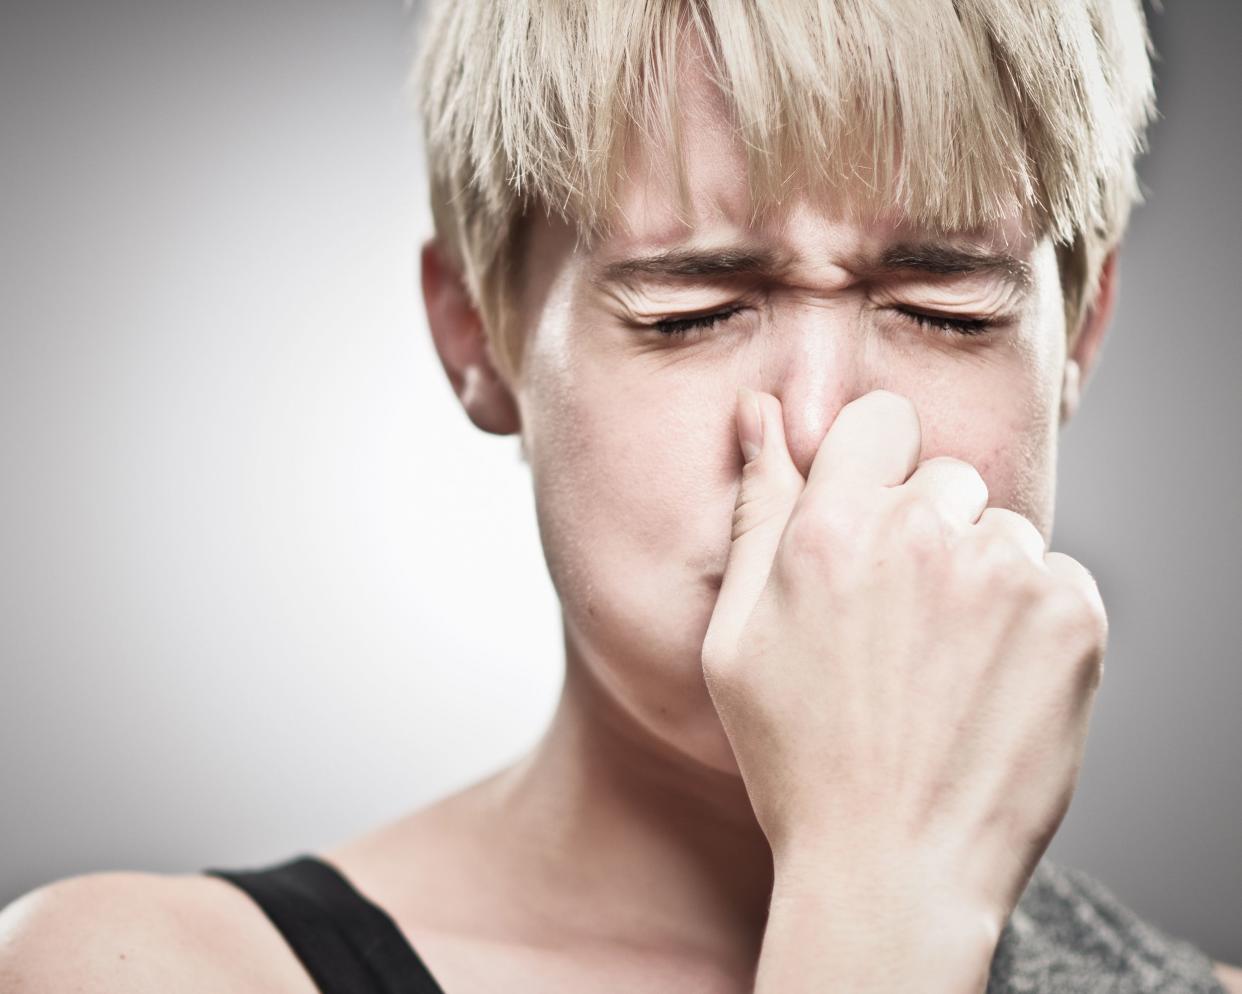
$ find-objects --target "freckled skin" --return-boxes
[513,60,1070,778]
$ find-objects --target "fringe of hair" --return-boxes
[410,0,1157,383]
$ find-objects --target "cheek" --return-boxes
[908,344,1062,536]
[525,364,730,619]
[926,411,1057,532]
[520,349,744,770]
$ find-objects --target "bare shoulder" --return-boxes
[1214,960,1242,994]
[0,869,315,994]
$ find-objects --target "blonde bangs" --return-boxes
[411,0,1156,380]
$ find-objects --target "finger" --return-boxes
[705,389,806,661]
[974,506,1047,565]
[804,389,922,498]
[900,456,989,527]
[1044,551,1109,652]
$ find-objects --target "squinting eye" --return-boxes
[645,304,997,339]
[648,306,746,338]
[895,308,996,336]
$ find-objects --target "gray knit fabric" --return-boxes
[987,858,1228,993]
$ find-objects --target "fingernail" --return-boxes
[737,387,763,462]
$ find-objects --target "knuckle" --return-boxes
[1075,643,1106,692]
[1073,640,1106,694]
[982,507,1043,549]
[1079,574,1109,633]
[957,533,1026,588]
[1093,653,1107,690]
[1040,584,1102,645]
[888,494,947,551]
[783,504,856,564]
[995,563,1043,604]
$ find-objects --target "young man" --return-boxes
[2,1,1238,992]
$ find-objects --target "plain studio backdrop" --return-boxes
[1,0,1238,965]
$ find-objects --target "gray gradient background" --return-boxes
[1,0,1238,966]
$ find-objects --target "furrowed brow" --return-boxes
[589,245,798,289]
[588,240,1034,296]
[868,242,1034,295]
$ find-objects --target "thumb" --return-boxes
[704,388,805,661]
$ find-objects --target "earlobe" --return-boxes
[1059,357,1081,426]
[420,238,522,436]
[461,364,485,409]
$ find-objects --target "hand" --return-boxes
[701,388,1108,932]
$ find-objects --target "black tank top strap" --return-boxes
[205,854,449,994]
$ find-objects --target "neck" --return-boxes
[477,635,774,965]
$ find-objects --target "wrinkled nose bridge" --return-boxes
[762,310,867,479]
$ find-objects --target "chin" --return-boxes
[630,652,745,778]
[566,563,745,767]
[683,716,745,776]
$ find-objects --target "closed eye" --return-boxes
[649,306,746,338]
[645,305,997,339]
[892,308,996,336]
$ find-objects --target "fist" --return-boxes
[701,388,1108,929]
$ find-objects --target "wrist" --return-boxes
[763,856,1001,994]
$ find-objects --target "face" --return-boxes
[495,43,1077,778]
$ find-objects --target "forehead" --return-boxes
[594,29,1035,276]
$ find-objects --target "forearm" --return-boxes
[754,862,1000,994]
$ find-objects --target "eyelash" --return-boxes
[648,306,995,339]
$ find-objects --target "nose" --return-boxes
[759,318,875,481]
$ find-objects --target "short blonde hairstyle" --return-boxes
[411,0,1157,385]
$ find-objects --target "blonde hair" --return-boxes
[410,0,1157,385]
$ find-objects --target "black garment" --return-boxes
[206,853,1229,994]
[205,855,447,994]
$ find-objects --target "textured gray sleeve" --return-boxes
[985,858,1229,994]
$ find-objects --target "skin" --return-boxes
[707,386,1110,992]
[3,23,1241,994]
[321,33,1121,990]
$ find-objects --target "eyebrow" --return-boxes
[589,240,1033,295]
[589,245,797,289]
[872,243,1034,294]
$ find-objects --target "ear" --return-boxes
[420,237,522,436]
[1060,247,1119,427]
